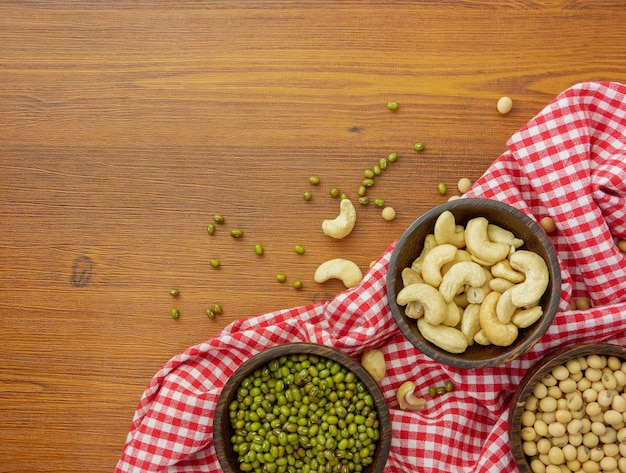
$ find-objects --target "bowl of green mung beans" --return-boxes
[213,343,392,473]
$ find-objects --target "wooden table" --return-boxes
[2,2,626,471]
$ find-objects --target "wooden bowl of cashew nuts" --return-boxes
[386,198,562,368]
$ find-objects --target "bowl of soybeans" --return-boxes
[508,343,626,473]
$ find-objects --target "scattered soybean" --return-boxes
[497,96,513,114]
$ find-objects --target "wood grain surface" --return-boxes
[2,1,626,471]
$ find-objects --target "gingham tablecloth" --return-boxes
[115,81,626,473]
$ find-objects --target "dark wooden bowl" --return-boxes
[386,198,562,368]
[213,343,392,473]
[508,343,626,472]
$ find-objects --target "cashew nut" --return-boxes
[487,224,524,248]
[411,234,437,274]
[495,287,516,323]
[438,261,487,303]
[479,291,518,346]
[404,301,424,319]
[396,283,448,325]
[509,250,549,308]
[489,277,516,293]
[467,268,492,303]
[396,381,426,411]
[465,217,511,265]
[434,210,465,248]
[421,243,457,287]
[460,303,481,345]
[361,349,386,382]
[402,267,423,286]
[441,301,462,327]
[322,198,356,239]
[511,305,544,328]
[491,259,525,283]
[417,317,468,354]
[473,329,491,346]
[441,249,473,275]
[314,258,363,288]
[466,286,489,304]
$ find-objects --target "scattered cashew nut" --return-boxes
[396,381,426,411]
[361,349,386,382]
[314,258,363,288]
[322,198,356,239]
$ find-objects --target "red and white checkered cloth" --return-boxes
[115,81,626,473]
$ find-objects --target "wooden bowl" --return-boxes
[386,198,561,368]
[213,343,392,473]
[508,343,626,472]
